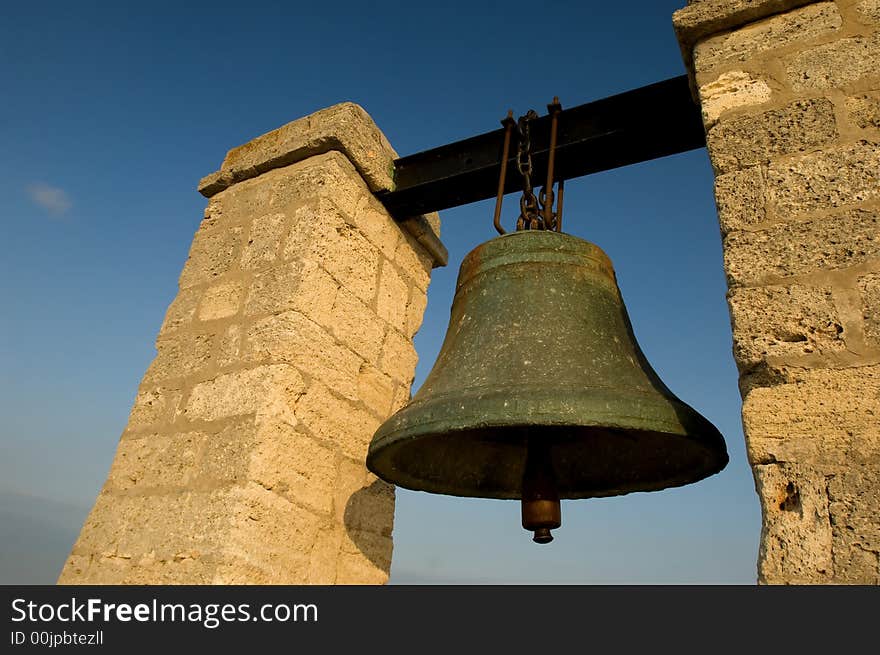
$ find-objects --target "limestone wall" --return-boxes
[58,104,443,584]
[675,0,880,583]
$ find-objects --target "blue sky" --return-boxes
[0,0,761,583]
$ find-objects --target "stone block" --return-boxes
[283,200,380,305]
[380,328,419,385]
[859,273,880,346]
[200,419,337,516]
[828,464,880,552]
[693,2,841,72]
[202,103,398,197]
[127,386,182,433]
[292,264,343,325]
[216,324,243,369]
[205,152,368,230]
[57,554,93,583]
[729,284,844,367]
[218,483,324,584]
[845,92,880,130]
[723,208,880,285]
[743,366,880,467]
[828,461,880,583]
[144,330,217,385]
[376,260,409,333]
[241,212,286,270]
[267,152,369,217]
[179,221,243,289]
[390,384,411,413]
[66,552,217,585]
[210,560,278,585]
[197,280,244,321]
[405,287,428,339]
[857,0,880,25]
[106,431,206,492]
[294,381,380,461]
[766,141,880,218]
[246,261,323,317]
[159,286,202,334]
[333,459,393,580]
[308,527,342,584]
[338,530,392,584]
[182,364,304,424]
[675,1,819,59]
[335,553,388,585]
[754,462,833,583]
[245,260,338,321]
[192,418,255,485]
[342,479,395,537]
[714,166,766,232]
[334,456,367,521]
[785,32,880,92]
[395,231,433,292]
[699,71,773,125]
[208,169,284,226]
[831,533,880,583]
[357,364,395,418]
[327,288,386,364]
[245,311,362,401]
[350,196,402,260]
[706,99,837,173]
[68,488,236,563]
[252,421,337,516]
[116,555,216,585]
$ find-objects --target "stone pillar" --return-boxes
[674,0,880,583]
[58,103,445,584]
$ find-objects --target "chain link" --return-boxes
[516,110,541,231]
[491,100,562,234]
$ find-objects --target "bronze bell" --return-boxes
[366,229,728,543]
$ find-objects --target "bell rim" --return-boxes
[367,426,728,500]
[367,387,729,500]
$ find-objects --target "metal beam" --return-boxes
[377,75,705,218]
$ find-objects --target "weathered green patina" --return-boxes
[367,230,728,504]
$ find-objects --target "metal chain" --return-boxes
[516,110,541,231]
[538,186,555,231]
[491,100,562,234]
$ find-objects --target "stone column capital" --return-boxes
[198,102,446,268]
[674,0,820,77]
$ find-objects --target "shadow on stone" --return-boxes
[342,478,395,572]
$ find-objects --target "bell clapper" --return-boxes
[521,440,562,544]
[522,496,561,544]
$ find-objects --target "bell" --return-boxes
[367,229,728,543]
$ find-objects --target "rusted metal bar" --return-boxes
[493,112,515,235]
[543,97,561,230]
[377,75,705,218]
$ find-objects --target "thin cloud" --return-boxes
[26,182,72,216]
